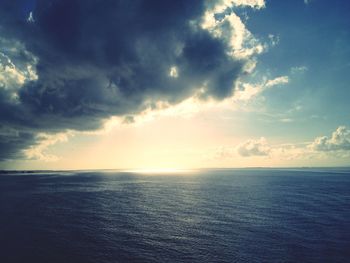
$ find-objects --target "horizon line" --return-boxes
[1,166,350,173]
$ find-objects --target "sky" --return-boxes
[0,0,350,170]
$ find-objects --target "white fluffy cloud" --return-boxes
[202,0,265,62]
[237,137,270,157]
[310,126,350,152]
[27,11,35,23]
[213,0,266,12]
[234,75,289,101]
[205,126,350,166]
[265,76,289,87]
[169,66,179,78]
[24,132,73,162]
[238,127,350,160]
[0,36,38,101]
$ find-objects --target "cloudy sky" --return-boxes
[1,0,350,170]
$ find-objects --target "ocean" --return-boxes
[0,168,349,263]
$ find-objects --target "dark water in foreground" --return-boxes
[1,169,350,263]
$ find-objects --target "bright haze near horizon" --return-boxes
[1,0,350,170]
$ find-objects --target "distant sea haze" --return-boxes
[1,168,350,263]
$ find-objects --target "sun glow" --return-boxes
[123,168,196,174]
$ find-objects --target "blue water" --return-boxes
[1,169,350,263]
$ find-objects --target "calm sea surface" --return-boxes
[1,169,350,263]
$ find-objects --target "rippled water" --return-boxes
[1,169,350,263]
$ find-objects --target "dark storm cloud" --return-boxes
[0,0,247,161]
[0,126,36,160]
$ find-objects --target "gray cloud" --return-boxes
[0,0,261,161]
